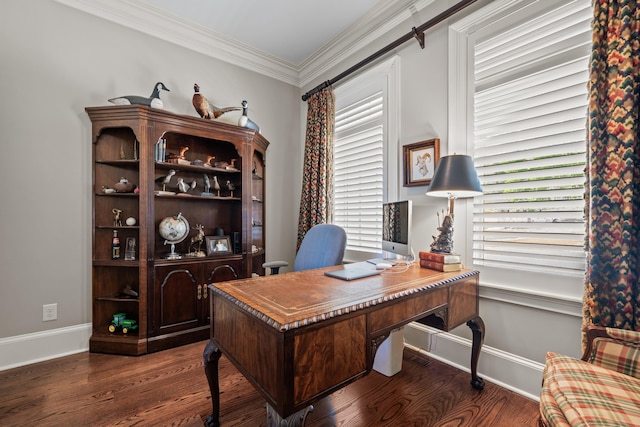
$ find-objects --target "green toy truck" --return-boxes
[108,312,138,334]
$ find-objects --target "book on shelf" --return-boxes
[418,251,461,264]
[154,138,166,162]
[419,260,462,272]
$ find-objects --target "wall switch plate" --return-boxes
[43,303,57,321]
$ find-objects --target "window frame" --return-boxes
[333,56,400,262]
[448,0,588,297]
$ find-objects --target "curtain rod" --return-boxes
[301,0,479,101]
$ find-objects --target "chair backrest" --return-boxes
[294,224,347,272]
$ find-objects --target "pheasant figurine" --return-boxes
[192,84,241,119]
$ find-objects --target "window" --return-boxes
[333,57,399,261]
[450,0,590,294]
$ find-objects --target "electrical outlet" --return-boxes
[43,303,57,321]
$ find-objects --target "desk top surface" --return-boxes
[211,264,478,331]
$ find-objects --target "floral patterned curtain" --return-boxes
[297,88,335,248]
[584,0,640,337]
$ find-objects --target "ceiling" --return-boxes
[55,0,437,86]
[140,0,382,65]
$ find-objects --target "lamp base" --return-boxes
[430,214,454,254]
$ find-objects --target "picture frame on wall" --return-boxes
[403,138,440,187]
[205,235,233,256]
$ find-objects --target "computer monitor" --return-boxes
[381,200,413,258]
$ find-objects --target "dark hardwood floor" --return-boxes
[0,340,540,426]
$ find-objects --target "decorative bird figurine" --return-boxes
[226,180,236,198]
[176,178,188,193]
[108,82,170,109]
[176,178,197,194]
[155,169,176,191]
[212,176,221,197]
[202,174,215,196]
[238,100,260,132]
[226,159,238,170]
[192,84,241,119]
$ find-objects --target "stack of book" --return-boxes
[418,251,462,272]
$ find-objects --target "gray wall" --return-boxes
[0,0,300,340]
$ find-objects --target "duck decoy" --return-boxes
[226,159,238,170]
[238,100,260,132]
[192,84,241,119]
[108,82,170,109]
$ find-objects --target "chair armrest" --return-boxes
[262,261,288,275]
[581,326,610,361]
[582,325,640,379]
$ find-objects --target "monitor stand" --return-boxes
[367,258,399,266]
[367,250,415,266]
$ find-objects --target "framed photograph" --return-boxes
[403,138,440,187]
[205,235,232,256]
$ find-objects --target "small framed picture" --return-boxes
[205,236,232,256]
[403,138,440,187]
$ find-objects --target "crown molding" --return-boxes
[53,0,437,89]
[53,0,301,86]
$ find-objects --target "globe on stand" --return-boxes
[158,213,190,259]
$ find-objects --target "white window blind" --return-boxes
[334,91,384,254]
[471,0,591,276]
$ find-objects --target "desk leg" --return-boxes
[203,340,222,427]
[266,403,314,427]
[466,316,485,390]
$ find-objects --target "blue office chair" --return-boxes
[262,224,347,274]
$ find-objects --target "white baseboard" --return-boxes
[0,323,91,371]
[404,322,544,401]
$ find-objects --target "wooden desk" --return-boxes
[204,264,484,426]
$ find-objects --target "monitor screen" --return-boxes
[381,200,412,257]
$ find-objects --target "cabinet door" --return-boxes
[201,260,242,323]
[152,265,202,336]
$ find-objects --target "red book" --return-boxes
[418,251,461,264]
[420,260,462,272]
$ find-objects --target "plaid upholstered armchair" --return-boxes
[539,326,640,426]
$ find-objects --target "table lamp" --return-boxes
[426,154,482,254]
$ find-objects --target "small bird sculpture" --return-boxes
[192,84,241,119]
[155,169,176,191]
[212,176,221,196]
[226,180,236,197]
[238,100,260,132]
[109,82,170,109]
[176,178,197,194]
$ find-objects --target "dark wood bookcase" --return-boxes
[87,105,268,355]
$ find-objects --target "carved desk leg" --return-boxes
[466,316,485,390]
[203,340,222,427]
[266,403,314,427]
